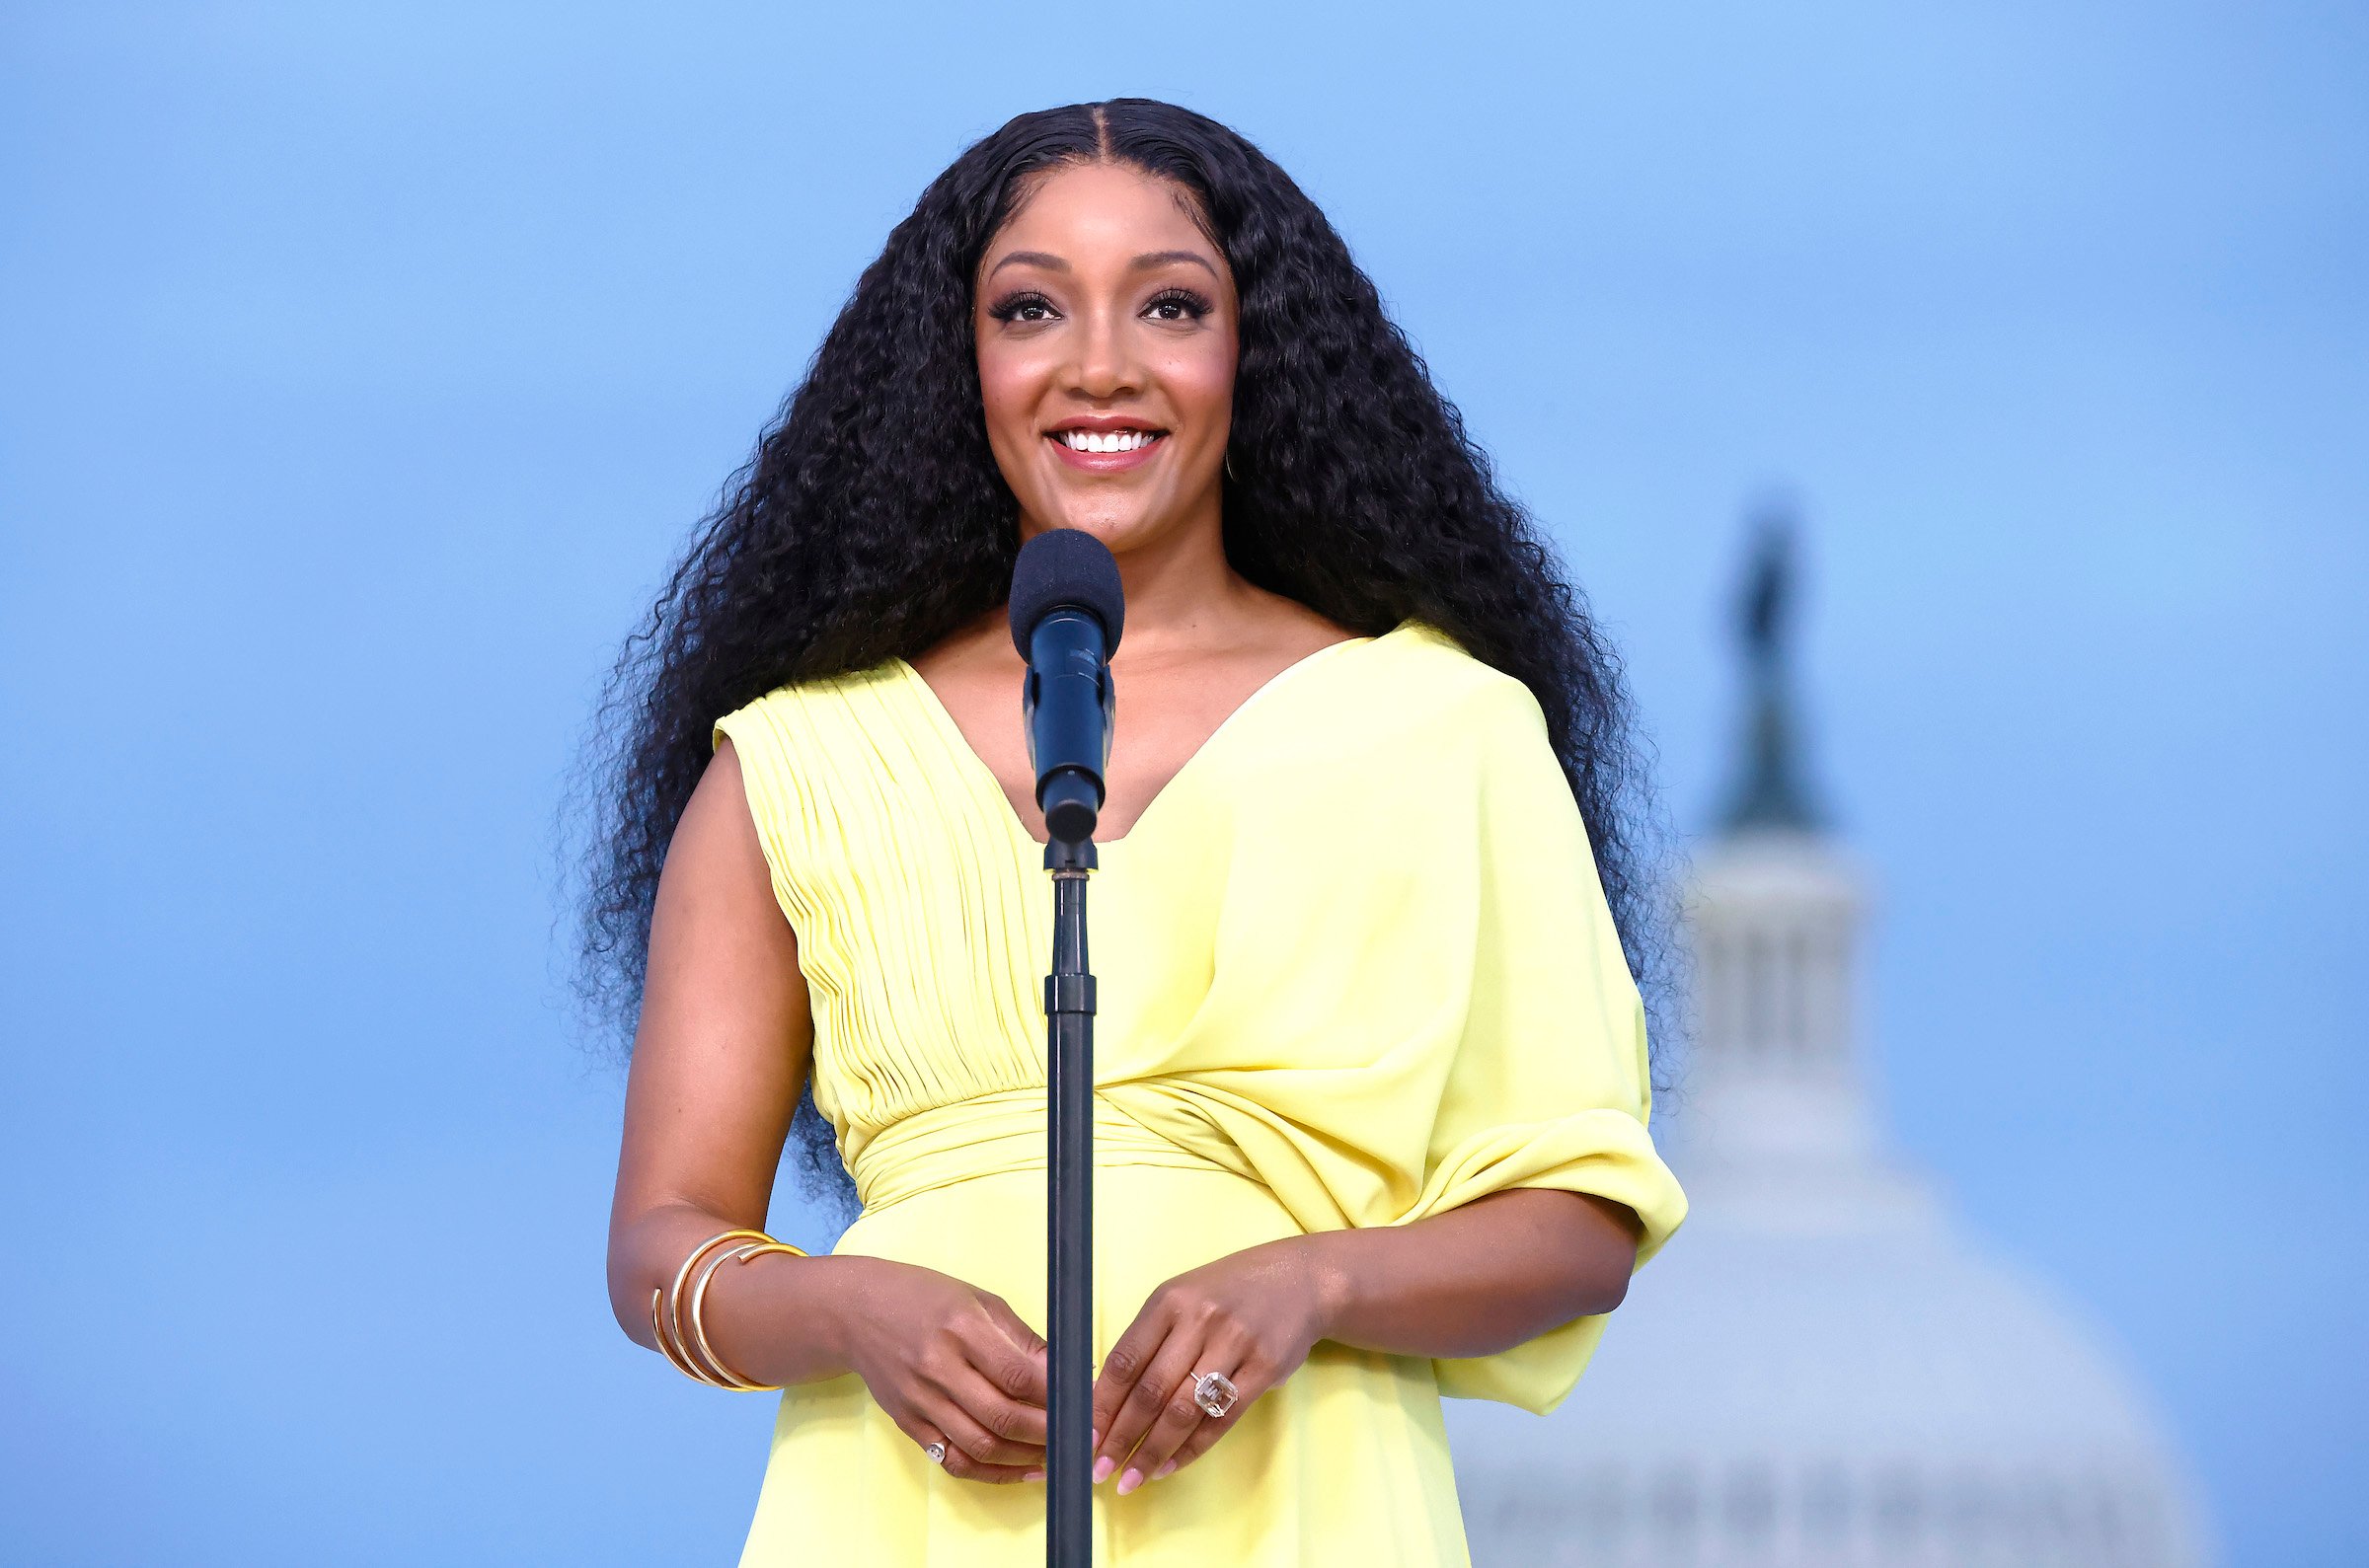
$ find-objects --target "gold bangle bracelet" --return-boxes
[654,1229,773,1386]
[650,1287,711,1381]
[687,1240,809,1391]
[682,1242,767,1388]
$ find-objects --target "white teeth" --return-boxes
[1059,430,1154,452]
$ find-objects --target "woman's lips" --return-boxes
[1046,430,1167,474]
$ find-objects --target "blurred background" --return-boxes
[2,4,2360,1564]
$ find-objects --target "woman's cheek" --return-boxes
[1155,355,1235,450]
[975,352,1049,480]
[974,351,1030,435]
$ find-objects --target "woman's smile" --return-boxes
[1046,417,1170,473]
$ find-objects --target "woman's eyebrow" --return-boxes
[1132,250,1219,276]
[984,249,1220,279]
[987,250,1069,277]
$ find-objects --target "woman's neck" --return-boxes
[1018,507,1269,662]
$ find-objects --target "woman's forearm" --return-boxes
[609,1200,860,1388]
[1297,1188,1640,1361]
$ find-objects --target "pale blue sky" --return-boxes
[3,4,2362,1564]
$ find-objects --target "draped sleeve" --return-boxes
[1403,672,1686,1411]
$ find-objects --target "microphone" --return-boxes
[1009,530,1124,846]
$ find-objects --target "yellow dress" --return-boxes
[714,620,1686,1566]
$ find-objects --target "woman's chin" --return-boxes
[1023,502,1192,559]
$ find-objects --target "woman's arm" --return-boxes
[1088,1188,1639,1493]
[1303,1187,1641,1355]
[608,742,1051,1482]
[606,737,814,1370]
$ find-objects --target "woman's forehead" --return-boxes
[987,161,1222,273]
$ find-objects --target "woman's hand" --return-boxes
[1084,1190,1640,1495]
[1088,1236,1332,1495]
[829,1256,1052,1484]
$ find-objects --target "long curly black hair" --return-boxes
[575,99,1667,1206]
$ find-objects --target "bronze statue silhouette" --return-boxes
[1721,506,1823,833]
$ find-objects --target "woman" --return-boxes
[585,100,1686,1565]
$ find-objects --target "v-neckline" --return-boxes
[892,627,1389,850]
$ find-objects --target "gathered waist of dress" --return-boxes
[846,1084,1261,1214]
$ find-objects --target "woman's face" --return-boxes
[974,160,1240,554]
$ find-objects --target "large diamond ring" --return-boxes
[924,1441,948,1464]
[1191,1370,1240,1419]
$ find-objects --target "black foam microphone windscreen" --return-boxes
[1009,529,1126,657]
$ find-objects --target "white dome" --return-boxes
[1443,827,2210,1568]
[1447,1209,2207,1566]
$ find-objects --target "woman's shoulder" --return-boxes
[710,662,928,805]
[710,661,936,841]
[1353,621,1548,734]
[715,660,908,735]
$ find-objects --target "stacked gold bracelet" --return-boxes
[649,1228,808,1390]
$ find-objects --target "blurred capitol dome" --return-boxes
[1446,519,2210,1568]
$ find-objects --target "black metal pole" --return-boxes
[1044,836,1097,1568]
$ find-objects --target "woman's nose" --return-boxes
[1066,306,1141,401]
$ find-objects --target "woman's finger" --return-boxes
[1153,1357,1271,1479]
[885,1407,948,1462]
[950,1355,1051,1452]
[1090,1299,1173,1454]
[886,1407,1030,1485]
[1093,1310,1197,1483]
[915,1386,1046,1483]
[1113,1337,1249,1495]
[926,1370,1049,1466]
[935,1444,1041,1486]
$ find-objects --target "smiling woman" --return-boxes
[579,99,1686,1566]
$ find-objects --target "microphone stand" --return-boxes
[1043,831,1097,1567]
[1014,560,1118,1567]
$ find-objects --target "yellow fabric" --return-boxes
[714,620,1685,1567]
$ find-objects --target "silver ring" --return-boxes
[924,1441,948,1464]
[1191,1370,1239,1420]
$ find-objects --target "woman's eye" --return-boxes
[989,292,1060,324]
[1144,289,1211,323]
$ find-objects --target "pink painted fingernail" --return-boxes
[1092,1456,1115,1484]
[1116,1467,1143,1496]
[1153,1460,1177,1480]
[1023,1469,1045,1483]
